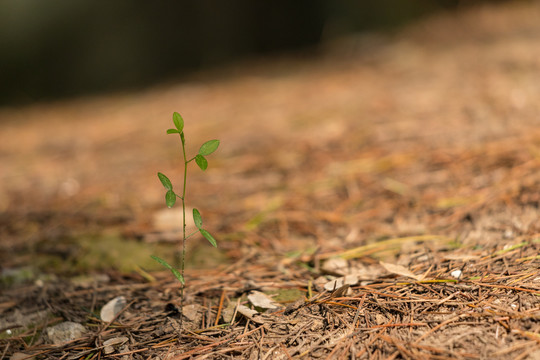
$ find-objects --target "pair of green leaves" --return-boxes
[167,112,184,134]
[194,140,220,170]
[192,208,217,247]
[157,174,217,248]
[157,172,177,208]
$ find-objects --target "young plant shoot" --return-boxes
[152,112,219,322]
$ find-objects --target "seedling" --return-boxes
[152,112,219,323]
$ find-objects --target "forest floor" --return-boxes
[1,2,539,359]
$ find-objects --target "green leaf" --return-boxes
[165,189,176,208]
[200,229,217,247]
[158,172,173,190]
[167,128,180,134]
[150,255,184,284]
[173,112,184,132]
[195,154,208,171]
[199,139,220,156]
[193,208,203,229]
[180,132,185,145]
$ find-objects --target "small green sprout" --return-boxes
[152,112,220,325]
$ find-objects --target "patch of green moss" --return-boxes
[32,232,176,274]
[183,241,231,269]
[25,230,232,278]
[273,288,305,303]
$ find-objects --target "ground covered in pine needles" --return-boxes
[1,2,540,359]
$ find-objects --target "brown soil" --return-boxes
[1,2,539,359]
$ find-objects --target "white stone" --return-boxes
[46,321,87,345]
[101,296,127,322]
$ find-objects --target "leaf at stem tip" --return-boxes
[150,255,185,284]
[172,112,184,132]
[195,154,208,171]
[200,229,217,247]
[158,172,173,190]
[165,189,176,208]
[193,208,203,229]
[199,139,220,156]
[166,128,180,134]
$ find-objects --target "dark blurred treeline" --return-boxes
[0,0,504,105]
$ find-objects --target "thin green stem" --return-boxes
[180,132,188,328]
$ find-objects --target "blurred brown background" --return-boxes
[1,0,539,277]
[1,0,488,105]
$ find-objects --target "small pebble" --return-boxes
[101,296,127,322]
[46,321,87,345]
